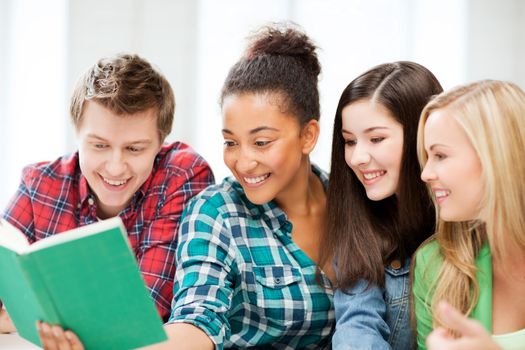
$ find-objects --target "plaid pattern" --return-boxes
[168,165,334,349]
[2,142,214,320]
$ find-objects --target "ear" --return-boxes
[300,119,320,155]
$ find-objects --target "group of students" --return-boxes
[0,23,524,350]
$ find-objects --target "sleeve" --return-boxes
[412,249,434,350]
[167,197,236,350]
[332,280,391,350]
[2,169,36,243]
[137,162,214,320]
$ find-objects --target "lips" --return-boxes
[433,188,450,204]
[243,173,270,184]
[360,170,386,185]
[103,177,128,186]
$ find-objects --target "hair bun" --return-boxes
[245,23,321,77]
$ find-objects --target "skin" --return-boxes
[421,108,483,222]
[341,99,404,201]
[427,302,500,350]
[77,101,162,219]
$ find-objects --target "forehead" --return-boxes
[341,99,399,131]
[424,108,471,147]
[77,101,159,141]
[222,93,299,133]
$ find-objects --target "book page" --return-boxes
[27,217,125,253]
[0,219,30,254]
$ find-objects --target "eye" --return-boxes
[94,143,108,149]
[344,139,356,147]
[254,140,271,147]
[127,146,143,153]
[223,140,237,148]
[434,153,447,160]
[370,137,385,144]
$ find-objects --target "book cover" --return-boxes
[0,217,167,349]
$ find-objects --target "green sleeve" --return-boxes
[413,241,442,350]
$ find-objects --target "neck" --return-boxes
[275,159,324,217]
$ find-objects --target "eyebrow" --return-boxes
[428,143,450,151]
[341,126,390,134]
[86,134,152,145]
[222,126,279,135]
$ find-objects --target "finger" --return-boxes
[51,325,72,350]
[37,321,58,350]
[437,301,487,337]
[64,330,85,350]
[427,327,456,350]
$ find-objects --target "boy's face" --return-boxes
[77,101,162,219]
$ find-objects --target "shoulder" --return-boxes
[414,238,442,264]
[21,153,80,187]
[156,142,212,175]
[183,177,252,220]
[413,237,443,284]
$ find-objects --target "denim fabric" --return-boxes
[332,258,412,350]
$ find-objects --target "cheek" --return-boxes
[223,151,236,172]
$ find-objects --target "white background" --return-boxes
[1,0,524,209]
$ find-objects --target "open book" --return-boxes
[0,217,167,349]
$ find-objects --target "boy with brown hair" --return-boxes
[0,53,214,331]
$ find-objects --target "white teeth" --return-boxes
[363,171,385,180]
[244,174,270,184]
[103,177,128,186]
[435,190,449,198]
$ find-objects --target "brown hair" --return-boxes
[321,61,442,289]
[70,53,175,141]
[220,23,321,126]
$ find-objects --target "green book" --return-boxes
[0,217,167,349]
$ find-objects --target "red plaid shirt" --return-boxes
[2,142,214,321]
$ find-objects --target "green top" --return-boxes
[412,239,492,350]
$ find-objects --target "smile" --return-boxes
[363,171,386,180]
[243,173,270,185]
[102,176,129,186]
[433,189,450,204]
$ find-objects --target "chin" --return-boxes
[365,190,393,202]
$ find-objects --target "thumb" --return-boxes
[437,301,487,337]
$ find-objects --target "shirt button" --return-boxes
[77,203,81,209]
[88,198,95,206]
[274,277,282,284]
[390,259,402,270]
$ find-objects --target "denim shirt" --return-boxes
[332,258,412,350]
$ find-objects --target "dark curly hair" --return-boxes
[220,23,321,125]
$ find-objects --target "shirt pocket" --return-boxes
[252,265,306,327]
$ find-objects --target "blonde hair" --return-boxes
[416,80,525,328]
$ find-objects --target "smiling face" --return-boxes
[222,93,313,205]
[341,99,404,201]
[421,108,484,221]
[77,101,161,219]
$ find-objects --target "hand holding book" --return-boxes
[0,217,167,348]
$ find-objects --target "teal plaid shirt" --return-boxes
[168,165,334,349]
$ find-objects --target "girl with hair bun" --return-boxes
[36,24,334,350]
[162,23,334,349]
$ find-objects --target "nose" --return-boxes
[420,161,436,183]
[236,146,258,173]
[349,143,371,167]
[105,150,127,176]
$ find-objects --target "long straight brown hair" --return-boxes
[320,61,442,289]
